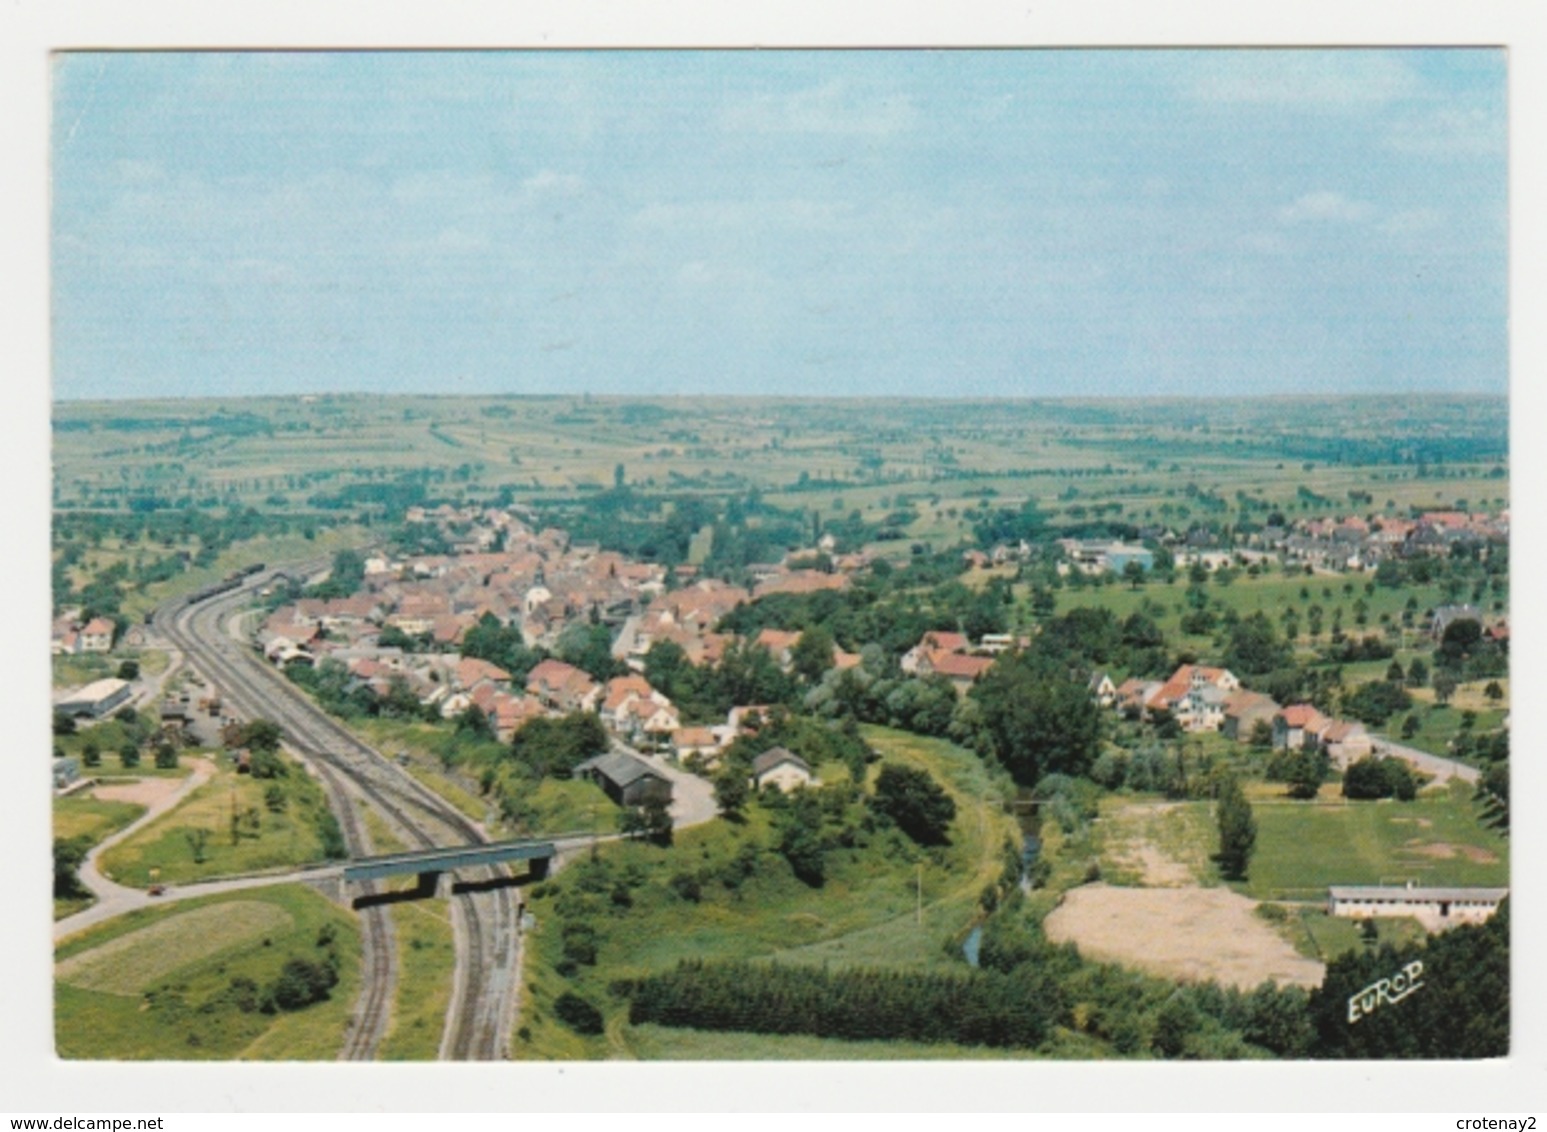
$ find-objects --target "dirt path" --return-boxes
[1103,802,1198,887]
[1044,883,1325,990]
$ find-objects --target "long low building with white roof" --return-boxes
[1327,883,1508,928]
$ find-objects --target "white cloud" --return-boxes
[634,198,851,233]
[1386,107,1505,156]
[521,170,587,195]
[721,80,916,137]
[1187,51,1419,108]
[1277,191,1373,224]
[113,160,164,185]
[1237,231,1293,255]
[1378,208,1445,236]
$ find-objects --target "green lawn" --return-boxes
[1077,778,1505,905]
[622,1022,1112,1060]
[53,654,114,689]
[1288,906,1429,963]
[514,725,1022,1060]
[1242,782,1507,900]
[1381,700,1508,761]
[379,899,456,1060]
[55,885,360,1060]
[1039,572,1455,660]
[54,794,145,844]
[98,753,337,886]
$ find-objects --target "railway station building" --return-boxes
[54,677,133,719]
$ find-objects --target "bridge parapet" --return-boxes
[341,839,556,886]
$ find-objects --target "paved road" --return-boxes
[55,757,217,941]
[1370,737,1480,787]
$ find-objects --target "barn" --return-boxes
[574,751,673,808]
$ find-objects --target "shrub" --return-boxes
[267,957,338,1011]
[668,871,703,903]
[553,991,605,1036]
[1342,755,1417,801]
[561,921,599,966]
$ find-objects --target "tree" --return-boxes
[775,790,826,886]
[230,719,283,753]
[554,991,605,1036]
[1342,756,1415,801]
[1433,670,1459,706]
[789,624,836,685]
[1122,559,1147,590]
[619,796,673,846]
[972,651,1103,785]
[1438,618,1484,665]
[1214,775,1256,881]
[1285,748,1328,800]
[1308,903,1508,1058]
[510,712,610,779]
[870,763,956,846]
[153,741,178,770]
[268,956,339,1011]
[1225,612,1292,676]
[1248,719,1274,750]
[1406,657,1430,687]
[712,769,749,822]
[116,660,140,680]
[53,837,90,899]
[53,712,77,737]
[184,827,210,864]
[118,744,140,769]
[1484,680,1504,703]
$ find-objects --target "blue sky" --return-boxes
[51,50,1507,400]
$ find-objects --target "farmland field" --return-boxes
[54,885,360,1060]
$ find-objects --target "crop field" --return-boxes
[58,901,297,995]
[53,395,1507,545]
[54,885,360,1060]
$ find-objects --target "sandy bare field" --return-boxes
[1044,883,1325,990]
[91,776,184,808]
[90,757,215,808]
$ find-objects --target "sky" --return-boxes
[51,49,1508,401]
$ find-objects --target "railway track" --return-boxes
[154,567,521,1060]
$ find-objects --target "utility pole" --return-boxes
[916,862,923,927]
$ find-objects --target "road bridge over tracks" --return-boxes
[342,839,556,899]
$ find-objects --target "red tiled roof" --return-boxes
[929,652,994,680]
[1278,703,1327,729]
